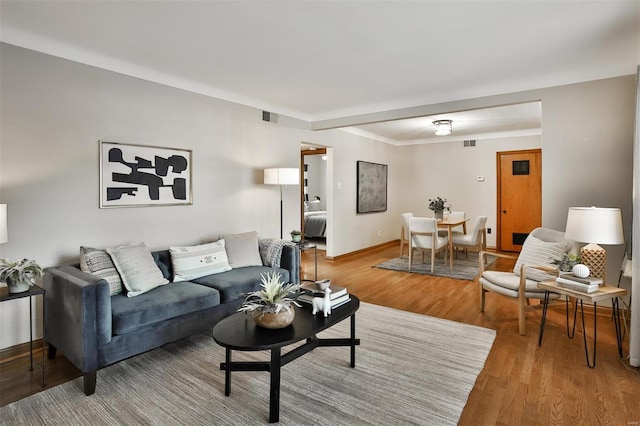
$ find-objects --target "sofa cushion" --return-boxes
[152,250,173,281]
[110,281,221,335]
[170,240,232,282]
[107,243,169,297]
[192,266,290,303]
[79,246,123,296]
[220,231,263,268]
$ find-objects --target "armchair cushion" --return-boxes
[513,235,570,282]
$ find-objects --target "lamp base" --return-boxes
[580,243,606,284]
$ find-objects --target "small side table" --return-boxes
[537,280,627,368]
[296,242,317,282]
[0,284,46,387]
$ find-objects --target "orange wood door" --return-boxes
[497,149,542,252]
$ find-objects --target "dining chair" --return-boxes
[438,211,465,237]
[409,217,448,272]
[451,215,487,259]
[478,227,574,335]
[399,212,413,258]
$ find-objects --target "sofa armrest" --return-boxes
[280,245,300,284]
[44,265,112,373]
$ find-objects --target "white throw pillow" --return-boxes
[513,235,570,282]
[80,246,123,296]
[170,240,232,282]
[219,231,263,268]
[107,243,169,297]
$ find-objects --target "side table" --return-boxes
[0,284,46,386]
[296,242,317,282]
[537,280,627,368]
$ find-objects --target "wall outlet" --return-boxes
[487,228,492,234]
[377,230,382,237]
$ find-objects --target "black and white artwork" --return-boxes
[357,161,387,213]
[100,141,192,208]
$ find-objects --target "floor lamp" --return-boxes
[264,168,299,239]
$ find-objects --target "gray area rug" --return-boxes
[376,251,496,280]
[1,303,496,425]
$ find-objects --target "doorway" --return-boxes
[497,149,542,252]
[300,147,327,250]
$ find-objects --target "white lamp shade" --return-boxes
[565,206,624,245]
[264,168,299,185]
[0,204,7,244]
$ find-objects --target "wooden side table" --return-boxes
[537,280,627,368]
[0,284,47,386]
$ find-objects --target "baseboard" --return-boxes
[0,339,45,364]
[324,240,399,261]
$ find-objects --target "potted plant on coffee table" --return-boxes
[238,271,301,329]
[0,258,44,294]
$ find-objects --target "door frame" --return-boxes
[496,148,542,252]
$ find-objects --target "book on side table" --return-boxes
[556,273,603,294]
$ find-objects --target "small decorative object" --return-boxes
[572,263,590,278]
[314,279,331,291]
[290,230,302,243]
[428,197,450,220]
[0,258,44,294]
[238,271,300,329]
[311,288,332,317]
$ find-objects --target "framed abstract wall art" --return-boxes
[100,141,192,208]
[356,160,387,213]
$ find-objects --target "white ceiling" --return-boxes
[1,1,638,143]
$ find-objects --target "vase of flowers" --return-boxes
[428,197,449,220]
[238,271,301,329]
[0,258,44,294]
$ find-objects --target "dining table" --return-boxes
[436,217,470,269]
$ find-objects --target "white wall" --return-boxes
[0,44,397,349]
[398,135,541,248]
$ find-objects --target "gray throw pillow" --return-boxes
[219,231,263,268]
[107,243,169,297]
[80,246,123,296]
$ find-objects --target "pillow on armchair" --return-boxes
[513,234,570,282]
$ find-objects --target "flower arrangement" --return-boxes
[0,258,43,290]
[428,197,449,212]
[238,271,301,315]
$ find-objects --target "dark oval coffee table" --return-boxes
[212,296,360,423]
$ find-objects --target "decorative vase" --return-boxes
[6,277,30,294]
[291,233,301,243]
[434,209,444,220]
[252,307,295,329]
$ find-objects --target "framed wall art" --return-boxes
[356,160,387,213]
[100,141,192,208]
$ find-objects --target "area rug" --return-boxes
[1,303,496,425]
[375,251,496,280]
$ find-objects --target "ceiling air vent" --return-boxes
[463,140,476,147]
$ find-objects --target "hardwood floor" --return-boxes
[2,244,639,425]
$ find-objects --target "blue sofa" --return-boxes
[44,245,299,395]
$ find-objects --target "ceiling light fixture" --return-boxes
[433,120,453,136]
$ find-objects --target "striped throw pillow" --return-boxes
[170,240,232,282]
[513,235,570,282]
[80,246,123,296]
[107,243,169,297]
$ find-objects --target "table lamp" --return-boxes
[264,168,299,239]
[564,206,624,282]
[0,204,7,244]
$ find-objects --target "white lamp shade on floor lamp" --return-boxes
[565,206,624,281]
[263,168,299,239]
[0,204,7,244]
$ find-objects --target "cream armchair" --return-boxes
[478,227,573,335]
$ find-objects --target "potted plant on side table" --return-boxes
[0,258,44,294]
[238,271,301,329]
[290,230,302,243]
